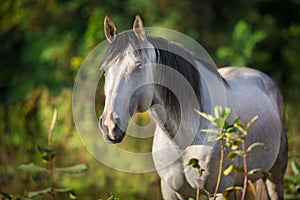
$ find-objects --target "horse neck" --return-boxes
[149,64,203,148]
[147,39,227,147]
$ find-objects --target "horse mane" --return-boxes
[101,31,220,114]
[147,36,203,111]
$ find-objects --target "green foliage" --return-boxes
[223,165,244,176]
[18,163,48,174]
[188,158,201,170]
[285,160,300,199]
[195,106,267,200]
[0,0,299,199]
[37,145,56,163]
[187,158,207,200]
[12,110,87,199]
[0,192,32,200]
[222,186,243,199]
[217,20,267,66]
[105,193,121,200]
[196,106,230,130]
[54,163,88,174]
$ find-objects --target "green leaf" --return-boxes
[247,168,272,179]
[262,171,272,179]
[223,107,231,118]
[228,143,238,150]
[285,175,300,184]
[18,162,48,174]
[37,145,55,153]
[222,186,243,199]
[200,128,220,135]
[188,158,199,165]
[188,158,200,169]
[245,115,259,132]
[225,132,243,149]
[54,188,73,193]
[213,106,231,128]
[53,188,77,199]
[0,192,12,200]
[246,142,265,154]
[107,193,121,200]
[214,106,221,118]
[224,126,237,134]
[194,109,215,122]
[247,168,263,175]
[227,150,244,160]
[291,160,300,175]
[230,140,240,150]
[54,163,88,174]
[233,117,241,125]
[214,106,230,119]
[207,134,222,142]
[28,188,51,197]
[235,166,244,173]
[27,187,77,198]
[223,165,234,176]
[233,123,247,135]
[223,165,244,176]
[214,118,226,129]
[69,190,77,199]
[37,145,56,162]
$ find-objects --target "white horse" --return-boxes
[99,16,288,200]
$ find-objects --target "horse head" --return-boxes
[99,16,156,143]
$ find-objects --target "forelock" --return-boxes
[101,31,141,68]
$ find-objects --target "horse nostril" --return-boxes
[114,117,121,127]
[112,125,119,133]
[99,117,103,127]
[99,117,107,134]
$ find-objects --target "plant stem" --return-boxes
[214,139,224,198]
[48,109,57,147]
[48,109,57,200]
[241,140,247,200]
[196,172,200,200]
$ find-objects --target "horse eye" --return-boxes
[133,61,143,73]
[135,61,142,67]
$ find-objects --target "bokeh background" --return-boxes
[1,0,299,199]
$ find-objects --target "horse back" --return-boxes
[218,66,285,181]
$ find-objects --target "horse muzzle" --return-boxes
[99,116,126,143]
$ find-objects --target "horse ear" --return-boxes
[104,15,117,43]
[133,15,145,40]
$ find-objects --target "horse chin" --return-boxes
[110,133,125,144]
[104,129,126,144]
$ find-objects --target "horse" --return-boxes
[99,15,288,200]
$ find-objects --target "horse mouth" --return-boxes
[106,132,126,143]
[105,124,126,144]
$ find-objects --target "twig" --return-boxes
[48,109,57,200]
[241,140,247,200]
[196,172,200,200]
[248,180,256,198]
[196,167,205,200]
[213,135,224,199]
[48,109,57,147]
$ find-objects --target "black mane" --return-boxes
[147,36,202,107]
